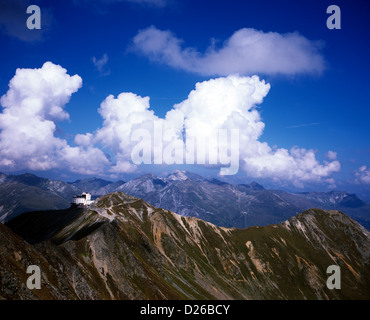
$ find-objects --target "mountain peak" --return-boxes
[166,170,189,181]
[11,173,48,186]
[166,170,206,182]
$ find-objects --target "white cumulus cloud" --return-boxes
[325,150,337,160]
[93,92,159,173]
[355,166,370,184]
[132,26,325,76]
[0,62,109,173]
[168,75,339,186]
[86,74,340,185]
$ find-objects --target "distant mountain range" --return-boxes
[2,192,370,299]
[1,170,369,230]
[117,170,370,230]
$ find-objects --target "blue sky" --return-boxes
[0,0,370,197]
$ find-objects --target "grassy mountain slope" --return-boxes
[2,192,370,300]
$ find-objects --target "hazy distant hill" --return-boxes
[68,177,125,196]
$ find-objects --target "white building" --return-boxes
[72,192,94,206]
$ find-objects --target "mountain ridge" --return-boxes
[2,191,370,299]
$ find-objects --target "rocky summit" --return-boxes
[1,191,370,300]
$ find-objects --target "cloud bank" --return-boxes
[355,166,370,184]
[132,26,325,76]
[0,62,339,186]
